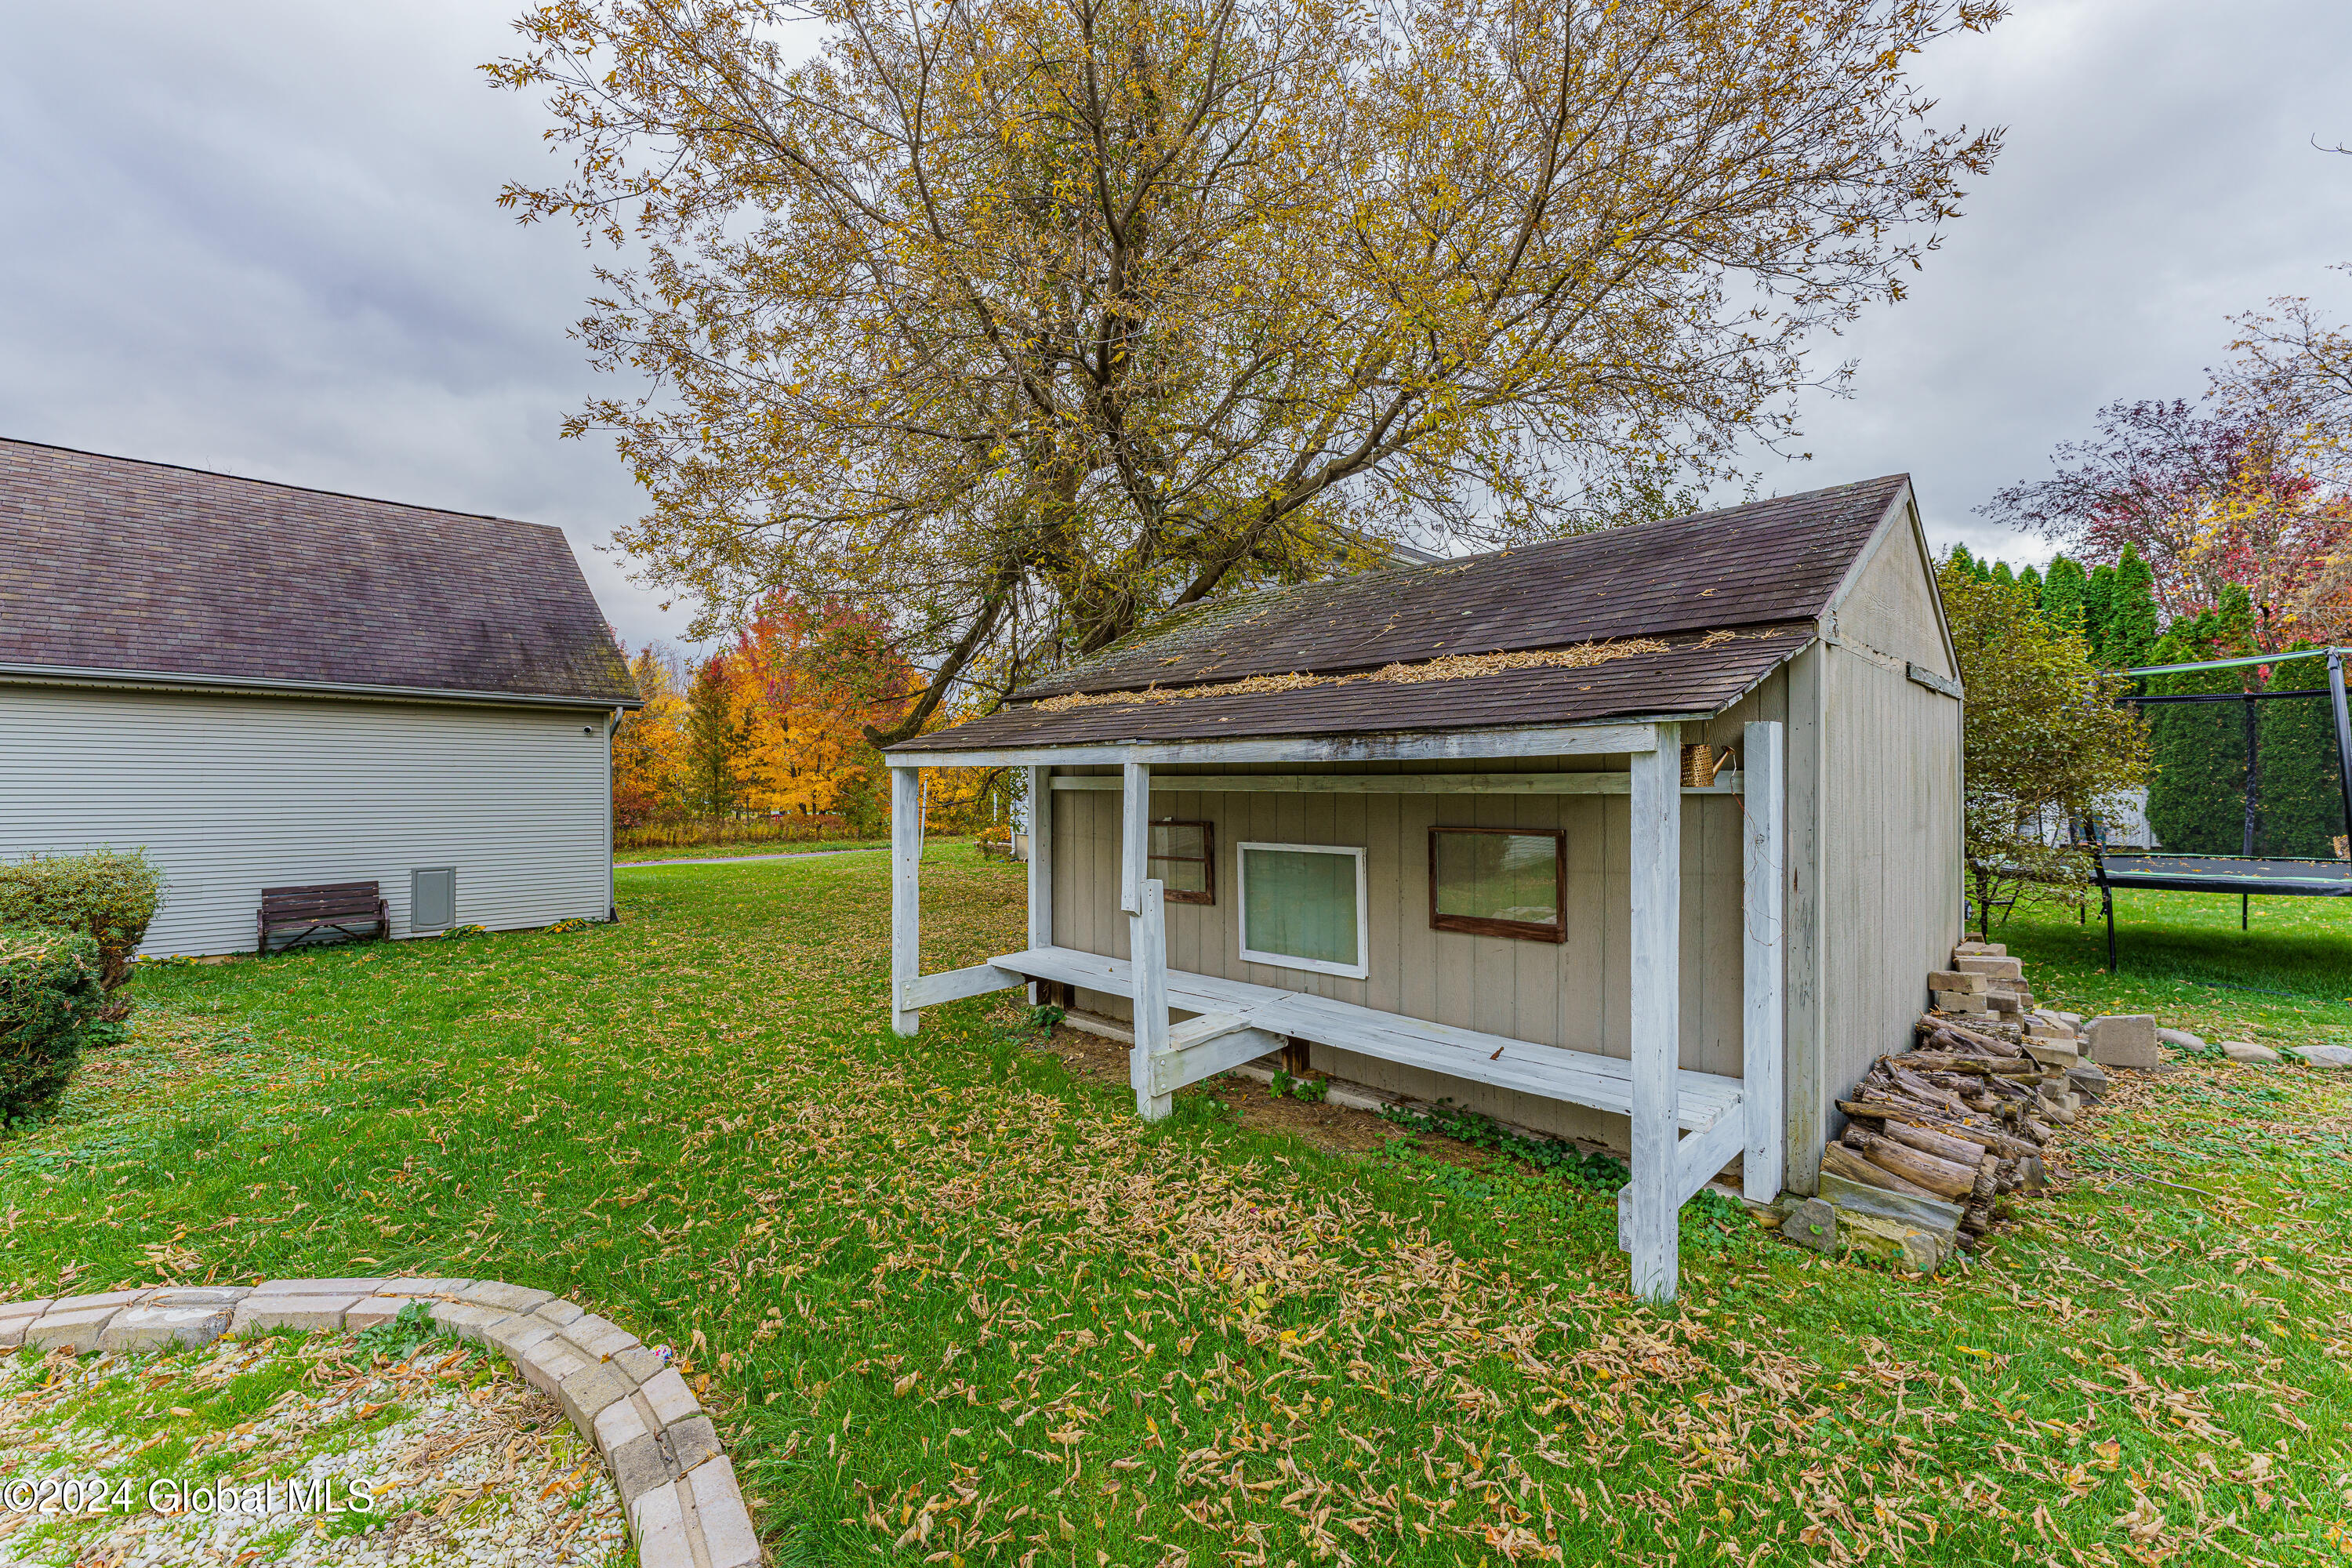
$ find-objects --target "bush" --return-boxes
[0,850,165,999]
[0,925,104,1126]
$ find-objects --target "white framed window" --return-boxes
[1235,841,1369,980]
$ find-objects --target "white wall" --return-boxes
[0,683,615,955]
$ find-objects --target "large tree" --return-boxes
[492,0,2003,739]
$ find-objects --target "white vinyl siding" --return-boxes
[0,684,614,956]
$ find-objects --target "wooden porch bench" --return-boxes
[257,881,390,954]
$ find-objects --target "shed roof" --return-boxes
[0,439,639,708]
[893,476,1911,755]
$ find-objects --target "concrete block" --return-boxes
[0,1297,55,1323]
[463,1280,556,1314]
[342,1296,428,1330]
[1819,1170,1965,1234]
[1955,954,2024,979]
[516,1340,592,1397]
[628,1480,690,1563]
[250,1277,385,1297]
[229,1295,359,1334]
[612,1345,670,1384]
[486,1314,561,1361]
[97,1305,231,1352]
[2221,1040,2280,1065]
[1926,970,1987,994]
[557,1361,635,1431]
[24,1305,122,1352]
[594,1391,654,1457]
[1985,990,2023,1014]
[48,1290,149,1312]
[1953,942,2005,957]
[2067,1062,2109,1102]
[607,1431,672,1506]
[2085,1014,2160,1069]
[686,1457,760,1568]
[637,1368,702,1428]
[562,1313,638,1363]
[0,1300,56,1348]
[143,1287,251,1307]
[2293,1044,2352,1069]
[662,1414,723,1477]
[379,1277,474,1296]
[426,1301,515,1343]
[2025,1040,2080,1069]
[533,1298,587,1327]
[1933,991,1994,1016]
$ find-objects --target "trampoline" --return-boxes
[2089,646,2352,971]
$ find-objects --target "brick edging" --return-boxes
[0,1278,755,1568]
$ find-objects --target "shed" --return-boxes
[884,475,1962,1300]
[0,439,641,955]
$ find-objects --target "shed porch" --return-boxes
[886,717,1786,1302]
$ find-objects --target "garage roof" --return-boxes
[0,439,639,707]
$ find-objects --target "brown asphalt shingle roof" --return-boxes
[894,476,1911,754]
[1017,475,1911,699]
[0,439,639,706]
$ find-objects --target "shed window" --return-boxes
[1428,828,1566,942]
[1149,820,1214,904]
[1236,842,1368,979]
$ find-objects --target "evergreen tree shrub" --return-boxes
[0,925,104,1126]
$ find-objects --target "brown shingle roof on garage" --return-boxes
[1016,474,1911,701]
[0,438,639,706]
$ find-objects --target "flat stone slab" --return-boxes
[2293,1044,2352,1069]
[2220,1040,2280,1065]
[1955,954,2024,979]
[2157,1028,2207,1051]
[2085,1014,2161,1069]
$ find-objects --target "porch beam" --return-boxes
[1131,878,1172,1120]
[1624,720,1682,1302]
[889,764,923,1036]
[1049,771,1742,796]
[1742,720,1788,1202]
[886,720,1661,771]
[1120,760,1151,915]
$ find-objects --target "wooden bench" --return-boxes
[257,882,390,954]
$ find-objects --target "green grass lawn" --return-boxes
[1993,887,2352,1053]
[5,854,2351,1565]
[613,837,892,865]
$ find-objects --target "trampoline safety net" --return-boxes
[2140,662,2350,858]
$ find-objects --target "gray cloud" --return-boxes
[5,0,2347,650]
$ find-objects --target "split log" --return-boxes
[1921,1018,2025,1058]
[1836,1100,2040,1158]
[1889,1066,1969,1117]
[1877,1120,1991,1168]
[1900,1052,2041,1080]
[1820,1142,1942,1201]
[1841,1127,1979,1200]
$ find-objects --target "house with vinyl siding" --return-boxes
[0,439,641,956]
[880,475,1963,1301]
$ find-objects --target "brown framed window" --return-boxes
[1149,819,1215,904]
[1428,827,1566,942]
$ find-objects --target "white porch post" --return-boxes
[1741,721,1788,1202]
[1025,764,1054,1001]
[1627,721,1681,1302]
[889,764,924,1036]
[1119,759,1172,1120]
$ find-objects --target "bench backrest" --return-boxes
[260,882,383,919]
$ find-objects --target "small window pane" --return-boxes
[1148,821,1213,903]
[1242,848,1359,967]
[1158,857,1209,894]
[1150,822,1205,860]
[1433,832,1560,927]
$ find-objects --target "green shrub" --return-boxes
[0,850,165,999]
[0,925,104,1126]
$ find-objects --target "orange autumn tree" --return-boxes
[612,645,689,828]
[732,593,917,829]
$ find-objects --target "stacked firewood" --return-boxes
[1829,1018,2053,1243]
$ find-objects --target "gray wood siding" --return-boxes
[1048,671,1792,1147]
[0,684,615,956]
[1836,515,1955,677]
[1814,640,1963,1145]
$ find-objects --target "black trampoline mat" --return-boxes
[2100,852,2352,895]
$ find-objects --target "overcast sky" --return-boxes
[5,1,2348,653]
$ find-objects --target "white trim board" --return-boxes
[887,720,1661,771]
[1049,771,1745,796]
[1232,840,1371,982]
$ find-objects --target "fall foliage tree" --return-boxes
[489,0,2003,738]
[1940,557,2149,931]
[732,593,918,820]
[612,647,690,828]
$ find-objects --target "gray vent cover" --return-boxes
[411,867,456,932]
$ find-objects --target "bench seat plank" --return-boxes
[994,945,1742,1134]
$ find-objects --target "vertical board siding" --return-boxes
[0,685,612,956]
